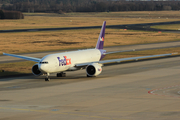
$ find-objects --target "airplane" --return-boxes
[3,21,176,81]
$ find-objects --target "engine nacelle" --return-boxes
[32,64,42,76]
[86,63,102,77]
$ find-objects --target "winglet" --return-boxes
[95,21,106,49]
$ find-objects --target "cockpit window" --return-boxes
[39,61,48,64]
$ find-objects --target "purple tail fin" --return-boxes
[95,21,106,49]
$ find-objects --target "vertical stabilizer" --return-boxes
[95,21,106,49]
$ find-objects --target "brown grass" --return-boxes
[0,11,180,30]
[1,29,180,54]
[1,11,180,54]
[151,24,180,30]
[0,61,35,77]
[103,47,180,60]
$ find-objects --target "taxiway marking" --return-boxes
[148,84,180,98]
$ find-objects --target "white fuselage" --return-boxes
[38,49,101,73]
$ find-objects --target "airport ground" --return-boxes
[1,11,180,119]
[0,55,180,120]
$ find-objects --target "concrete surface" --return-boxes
[0,56,180,120]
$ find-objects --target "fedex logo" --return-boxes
[57,56,71,66]
[100,37,104,41]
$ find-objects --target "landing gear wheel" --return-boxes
[87,74,91,77]
[57,72,66,77]
[45,78,50,81]
[45,73,50,81]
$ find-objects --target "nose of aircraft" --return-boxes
[38,63,48,73]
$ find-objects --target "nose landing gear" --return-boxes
[45,73,50,81]
[45,77,50,81]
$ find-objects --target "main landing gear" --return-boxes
[57,72,66,77]
[44,72,66,81]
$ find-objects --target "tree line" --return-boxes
[1,0,180,13]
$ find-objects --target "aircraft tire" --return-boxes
[45,78,50,81]
[87,74,91,77]
[57,73,66,77]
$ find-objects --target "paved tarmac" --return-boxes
[1,41,180,63]
[0,56,180,120]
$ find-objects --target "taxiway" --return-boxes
[0,56,180,120]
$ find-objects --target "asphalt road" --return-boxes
[1,41,180,63]
[0,55,180,120]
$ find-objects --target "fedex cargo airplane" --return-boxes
[3,21,175,81]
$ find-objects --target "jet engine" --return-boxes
[86,63,102,77]
[32,64,42,76]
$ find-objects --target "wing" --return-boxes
[98,53,175,64]
[105,49,135,55]
[3,53,41,62]
[75,53,176,67]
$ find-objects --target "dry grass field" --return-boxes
[1,11,180,76]
[0,61,36,76]
[0,16,177,30]
[1,11,180,30]
[24,11,180,18]
[151,24,180,30]
[104,47,180,60]
[1,29,180,54]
